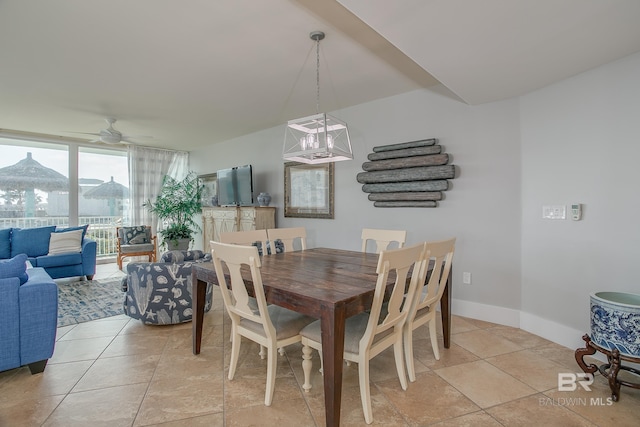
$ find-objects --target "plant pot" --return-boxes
[167,238,191,251]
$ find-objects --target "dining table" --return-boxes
[191,247,452,427]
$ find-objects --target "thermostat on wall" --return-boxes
[571,204,582,221]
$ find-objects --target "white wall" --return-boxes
[190,50,640,349]
[191,87,523,324]
[519,51,640,348]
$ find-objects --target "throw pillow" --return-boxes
[10,226,56,258]
[0,253,29,285]
[0,228,11,259]
[48,229,84,255]
[55,224,89,241]
[129,233,148,244]
[123,226,150,245]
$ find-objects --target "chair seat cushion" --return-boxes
[301,312,392,354]
[415,305,432,317]
[35,253,82,268]
[120,243,155,254]
[240,305,315,340]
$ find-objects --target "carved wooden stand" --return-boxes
[575,334,640,401]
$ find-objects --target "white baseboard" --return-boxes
[520,311,606,363]
[520,311,586,350]
[450,298,520,328]
[451,298,607,363]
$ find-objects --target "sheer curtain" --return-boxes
[127,145,188,233]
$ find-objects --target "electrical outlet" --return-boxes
[463,272,471,285]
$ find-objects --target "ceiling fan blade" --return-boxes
[122,134,153,140]
[66,131,101,136]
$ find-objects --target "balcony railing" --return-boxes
[0,216,123,257]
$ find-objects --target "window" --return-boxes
[79,147,129,256]
[0,139,69,227]
[0,135,128,257]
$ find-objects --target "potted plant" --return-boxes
[144,171,204,250]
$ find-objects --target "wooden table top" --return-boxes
[193,247,387,318]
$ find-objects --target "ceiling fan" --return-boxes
[70,118,151,145]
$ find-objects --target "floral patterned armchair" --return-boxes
[122,250,212,325]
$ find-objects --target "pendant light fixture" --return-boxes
[283,31,353,164]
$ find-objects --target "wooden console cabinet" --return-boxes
[202,206,276,252]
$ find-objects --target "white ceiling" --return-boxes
[1,0,639,151]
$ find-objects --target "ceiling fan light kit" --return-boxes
[283,31,353,164]
[97,118,124,144]
[68,117,151,145]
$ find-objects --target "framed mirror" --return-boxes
[284,162,334,219]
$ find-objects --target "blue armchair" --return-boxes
[0,259,58,374]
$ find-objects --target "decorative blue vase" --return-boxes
[257,192,271,206]
[590,292,640,357]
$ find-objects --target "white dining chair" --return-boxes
[210,241,315,406]
[218,231,280,354]
[267,227,307,252]
[300,242,427,424]
[361,228,407,254]
[403,238,455,382]
[220,229,270,255]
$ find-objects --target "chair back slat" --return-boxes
[361,228,407,254]
[266,227,307,252]
[360,242,426,353]
[210,241,274,336]
[220,229,270,255]
[414,238,455,312]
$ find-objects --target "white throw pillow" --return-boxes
[48,229,83,255]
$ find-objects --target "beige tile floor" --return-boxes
[1,262,639,426]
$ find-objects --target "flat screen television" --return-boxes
[217,164,254,206]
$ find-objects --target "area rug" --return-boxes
[57,278,125,327]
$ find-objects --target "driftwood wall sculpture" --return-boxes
[356,138,455,207]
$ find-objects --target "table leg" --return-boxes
[192,273,207,355]
[441,268,452,349]
[320,304,346,427]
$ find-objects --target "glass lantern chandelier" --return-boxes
[283,31,353,164]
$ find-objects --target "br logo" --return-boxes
[558,373,594,391]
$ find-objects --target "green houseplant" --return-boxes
[144,171,204,250]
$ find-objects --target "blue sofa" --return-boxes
[0,225,97,280]
[0,254,58,374]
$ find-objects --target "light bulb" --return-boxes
[306,134,317,149]
[327,134,334,149]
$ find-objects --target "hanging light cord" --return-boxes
[315,34,321,114]
[309,31,325,115]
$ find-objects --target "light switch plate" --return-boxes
[542,205,566,219]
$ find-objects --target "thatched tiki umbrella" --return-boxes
[0,152,69,217]
[84,176,129,216]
